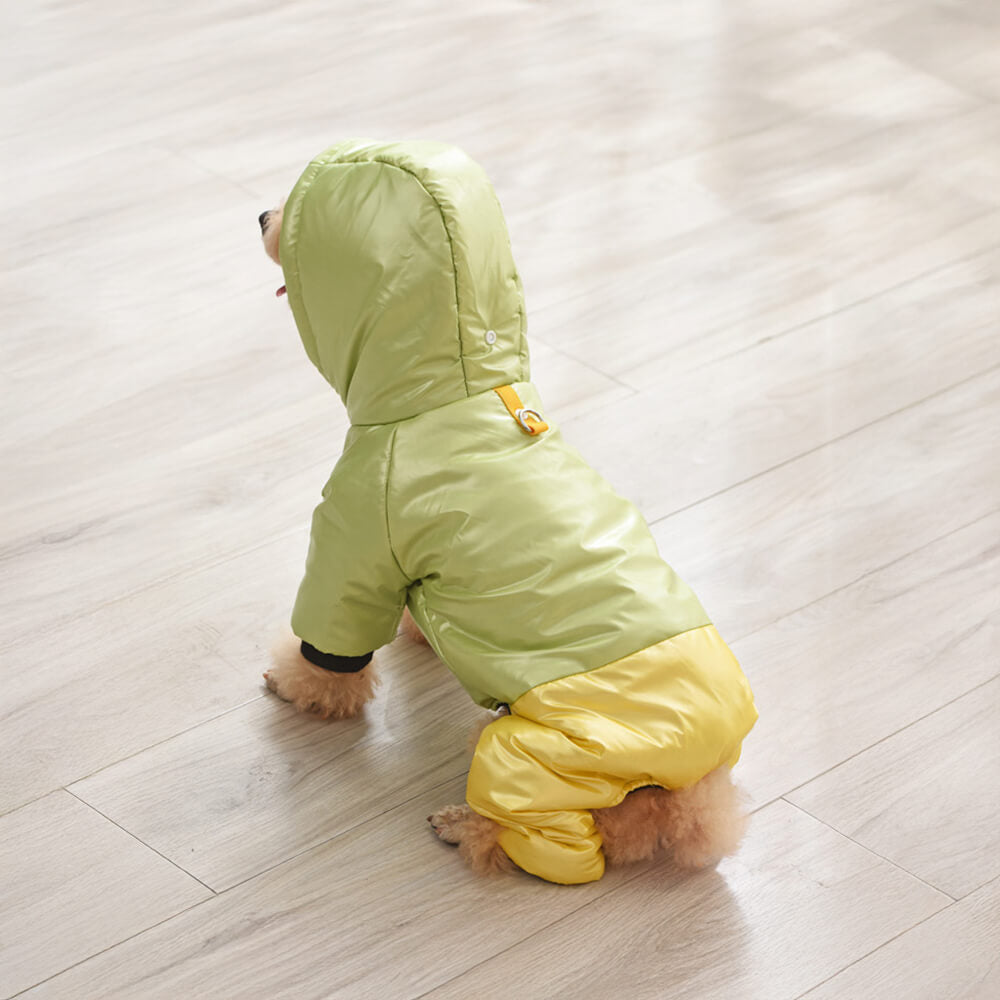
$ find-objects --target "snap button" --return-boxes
[485,329,497,345]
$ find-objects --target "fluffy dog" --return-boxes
[259,140,757,884]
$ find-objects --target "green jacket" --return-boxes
[281,140,722,708]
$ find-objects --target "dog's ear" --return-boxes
[260,201,284,264]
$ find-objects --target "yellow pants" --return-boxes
[465,626,758,884]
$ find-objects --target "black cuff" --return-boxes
[300,641,373,673]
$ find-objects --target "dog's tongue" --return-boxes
[275,285,287,297]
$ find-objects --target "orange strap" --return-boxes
[493,385,549,435]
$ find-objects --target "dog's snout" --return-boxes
[258,210,270,232]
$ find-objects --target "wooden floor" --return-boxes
[2,1,999,997]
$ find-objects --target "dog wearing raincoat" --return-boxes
[260,140,758,885]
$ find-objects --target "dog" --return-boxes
[259,140,757,884]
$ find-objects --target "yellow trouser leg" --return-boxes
[465,713,627,885]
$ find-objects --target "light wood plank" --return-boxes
[0,401,333,652]
[624,225,1000,397]
[4,26,987,449]
[422,800,948,1000]
[564,259,1000,526]
[85,4,946,199]
[732,513,1000,811]
[5,0,780,184]
[0,791,210,998]
[0,534,296,814]
[854,1,1000,102]
[534,107,998,386]
[18,796,949,1000]
[649,369,1000,640]
[0,152,265,446]
[801,876,1000,1000]
[18,779,643,1000]
[787,678,1000,899]
[0,281,318,477]
[69,640,481,891]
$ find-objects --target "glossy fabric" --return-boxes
[391,382,713,707]
[280,139,528,426]
[280,140,757,884]
[467,626,757,884]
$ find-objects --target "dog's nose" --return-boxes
[258,210,270,231]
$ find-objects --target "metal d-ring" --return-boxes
[515,407,543,433]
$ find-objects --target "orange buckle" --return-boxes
[493,385,549,435]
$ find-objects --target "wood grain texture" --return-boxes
[648,368,1000,640]
[3,0,999,995]
[541,108,1000,386]
[801,876,1000,1000]
[855,1,1000,102]
[18,797,951,1000]
[18,779,643,1000]
[0,534,298,815]
[788,677,1000,900]
[733,513,1000,811]
[0,792,210,998]
[69,641,482,891]
[422,800,949,1000]
[563,263,1000,525]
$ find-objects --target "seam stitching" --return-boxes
[383,424,409,586]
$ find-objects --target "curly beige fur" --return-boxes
[591,787,667,865]
[265,630,378,719]
[657,767,749,869]
[431,767,748,877]
[594,767,748,869]
[428,804,515,876]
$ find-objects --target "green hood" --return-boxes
[279,139,529,425]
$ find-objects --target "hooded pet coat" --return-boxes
[280,140,758,884]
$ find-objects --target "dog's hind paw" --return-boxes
[428,804,474,844]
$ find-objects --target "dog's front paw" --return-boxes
[428,803,474,844]
[265,632,378,719]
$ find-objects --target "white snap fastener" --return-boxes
[485,330,497,345]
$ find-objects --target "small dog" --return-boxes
[259,140,757,884]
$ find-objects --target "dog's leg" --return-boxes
[658,768,749,869]
[428,804,514,875]
[594,770,749,870]
[400,607,430,645]
[593,787,672,865]
[264,630,378,719]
